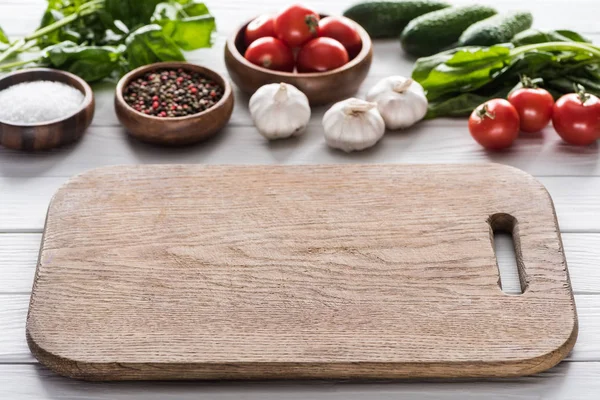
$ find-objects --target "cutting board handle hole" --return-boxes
[489,214,526,295]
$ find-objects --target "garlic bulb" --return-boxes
[249,82,311,140]
[322,98,385,152]
[366,76,428,130]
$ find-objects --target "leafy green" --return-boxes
[125,24,184,69]
[104,0,163,28]
[43,40,125,81]
[511,29,591,46]
[413,39,600,118]
[152,1,215,50]
[0,0,216,81]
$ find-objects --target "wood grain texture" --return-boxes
[27,164,576,380]
[0,69,94,151]
[114,62,234,146]
[10,233,600,295]
[224,16,372,105]
[16,293,600,365]
[4,175,600,232]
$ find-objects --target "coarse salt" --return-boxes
[0,80,84,124]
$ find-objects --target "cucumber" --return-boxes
[458,11,533,46]
[343,1,451,39]
[400,5,497,57]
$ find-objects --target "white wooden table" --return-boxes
[1,0,600,398]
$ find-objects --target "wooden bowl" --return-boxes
[0,68,94,151]
[115,62,234,146]
[224,15,373,106]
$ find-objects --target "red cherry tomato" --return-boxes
[508,87,554,133]
[244,15,275,47]
[296,37,349,73]
[273,4,319,48]
[244,37,294,72]
[469,99,520,150]
[552,88,600,146]
[318,16,362,59]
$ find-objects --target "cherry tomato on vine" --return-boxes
[296,37,349,73]
[552,86,600,146]
[469,99,520,150]
[244,15,275,47]
[273,4,320,48]
[318,16,362,59]
[508,86,554,133]
[244,37,294,72]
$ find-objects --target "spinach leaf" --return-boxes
[152,2,215,50]
[554,30,591,43]
[416,46,511,100]
[413,39,600,118]
[44,41,125,82]
[512,29,591,46]
[125,24,184,69]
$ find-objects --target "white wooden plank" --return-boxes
[0,234,39,293]
[2,172,600,231]
[0,361,598,400]
[1,294,599,364]
[2,233,600,294]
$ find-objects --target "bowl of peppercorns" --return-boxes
[115,62,234,146]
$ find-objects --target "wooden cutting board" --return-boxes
[27,164,577,381]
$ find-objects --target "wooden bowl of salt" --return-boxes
[0,68,95,151]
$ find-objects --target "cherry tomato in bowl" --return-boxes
[469,99,520,150]
[244,37,294,72]
[297,37,349,73]
[274,4,319,48]
[244,15,275,47]
[508,86,554,133]
[318,16,362,59]
[552,87,600,146]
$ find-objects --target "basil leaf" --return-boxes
[44,41,125,82]
[105,0,163,28]
[125,24,184,69]
[152,2,215,50]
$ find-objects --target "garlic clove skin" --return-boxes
[366,76,428,130]
[322,98,385,152]
[249,82,311,140]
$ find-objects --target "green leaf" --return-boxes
[0,26,8,44]
[44,40,124,82]
[125,24,184,69]
[444,45,511,68]
[152,1,215,50]
[425,86,513,119]
[411,48,462,83]
[426,93,492,119]
[512,29,591,46]
[158,16,215,50]
[416,46,511,100]
[554,30,591,43]
[105,0,163,28]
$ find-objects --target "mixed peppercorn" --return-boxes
[123,68,224,118]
